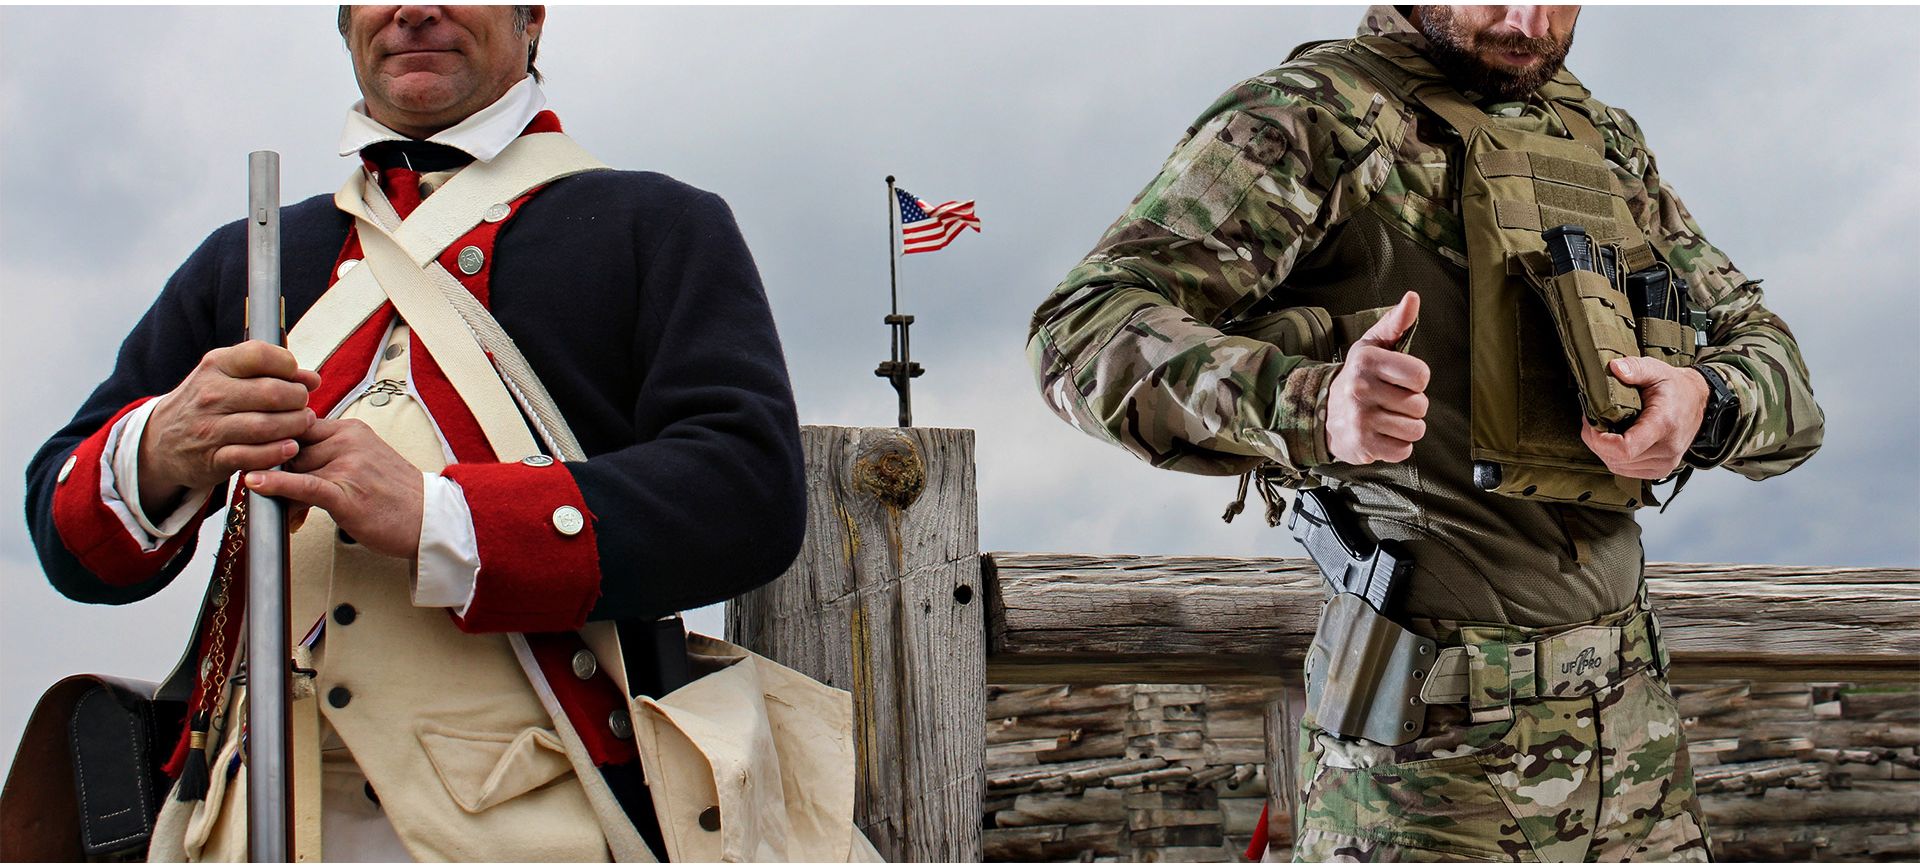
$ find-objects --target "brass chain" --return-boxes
[199,497,248,705]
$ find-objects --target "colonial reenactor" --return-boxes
[1028,5,1822,862]
[22,5,876,861]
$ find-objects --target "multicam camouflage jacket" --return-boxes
[1027,5,1824,484]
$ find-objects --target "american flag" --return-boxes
[895,187,981,254]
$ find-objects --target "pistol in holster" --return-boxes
[1289,487,1438,746]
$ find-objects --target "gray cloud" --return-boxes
[4,6,1916,778]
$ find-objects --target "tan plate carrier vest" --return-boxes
[1243,36,1697,511]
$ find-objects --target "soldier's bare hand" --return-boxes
[243,418,424,560]
[1581,357,1710,479]
[1327,292,1430,465]
[138,341,321,515]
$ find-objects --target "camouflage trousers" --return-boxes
[1292,606,1711,862]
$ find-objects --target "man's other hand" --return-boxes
[1581,357,1710,480]
[244,418,424,560]
[1327,291,1430,465]
[138,341,320,515]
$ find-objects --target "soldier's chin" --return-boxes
[1469,61,1555,101]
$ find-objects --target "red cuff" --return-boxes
[442,459,602,633]
[526,632,638,767]
[51,398,207,587]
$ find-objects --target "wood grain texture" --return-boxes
[727,427,984,862]
[1262,685,1304,861]
[985,554,1920,684]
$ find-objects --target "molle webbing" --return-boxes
[1265,38,1685,511]
[1393,60,1666,509]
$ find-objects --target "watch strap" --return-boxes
[1687,364,1739,464]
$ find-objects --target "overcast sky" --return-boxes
[3,5,1917,775]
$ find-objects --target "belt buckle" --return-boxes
[1539,625,1621,698]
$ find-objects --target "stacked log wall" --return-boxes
[984,684,1272,862]
[984,682,1919,862]
[1683,681,1919,861]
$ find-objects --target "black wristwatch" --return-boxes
[1688,364,1738,461]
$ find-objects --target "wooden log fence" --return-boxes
[728,427,1920,862]
[985,553,1920,685]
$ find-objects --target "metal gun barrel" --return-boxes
[245,150,292,863]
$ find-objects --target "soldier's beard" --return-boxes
[1417,9,1574,101]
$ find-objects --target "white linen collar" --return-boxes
[337,77,547,163]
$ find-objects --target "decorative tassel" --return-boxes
[173,710,212,802]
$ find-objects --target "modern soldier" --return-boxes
[1027,5,1822,862]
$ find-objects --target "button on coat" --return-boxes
[456,246,485,275]
[571,649,598,681]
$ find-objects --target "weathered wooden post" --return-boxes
[1262,684,1306,862]
[727,425,985,862]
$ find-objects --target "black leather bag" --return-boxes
[1,675,186,861]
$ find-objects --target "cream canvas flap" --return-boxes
[630,633,860,863]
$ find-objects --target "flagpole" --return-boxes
[877,176,920,427]
[886,175,899,319]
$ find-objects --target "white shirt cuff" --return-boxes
[414,472,480,615]
[104,400,213,552]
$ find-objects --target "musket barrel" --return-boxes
[244,150,293,863]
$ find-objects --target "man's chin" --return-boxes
[377,74,466,117]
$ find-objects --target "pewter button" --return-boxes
[57,455,77,484]
[552,505,585,536]
[608,710,632,740]
[457,246,485,275]
[571,649,598,680]
[522,454,555,467]
[483,203,512,223]
[383,342,404,361]
[368,392,391,407]
[336,258,360,279]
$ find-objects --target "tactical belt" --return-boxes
[1418,608,1666,723]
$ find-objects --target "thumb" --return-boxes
[1608,356,1665,386]
[1354,291,1420,350]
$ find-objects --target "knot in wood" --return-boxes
[852,436,925,510]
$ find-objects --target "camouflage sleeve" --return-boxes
[1026,75,1394,476]
[1608,107,1826,480]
